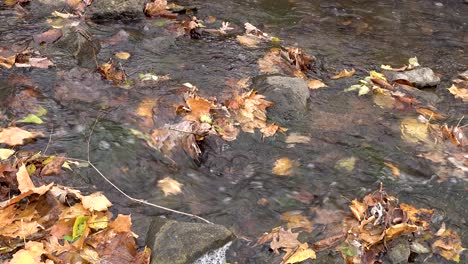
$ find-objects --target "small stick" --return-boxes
[43,124,54,155]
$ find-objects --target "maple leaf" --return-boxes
[0,127,43,146]
[157,177,183,196]
[81,192,112,212]
[185,97,214,121]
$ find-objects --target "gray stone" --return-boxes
[86,0,146,19]
[146,217,234,264]
[386,239,411,264]
[253,75,310,125]
[53,25,100,69]
[384,67,441,88]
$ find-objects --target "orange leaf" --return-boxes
[0,127,43,146]
[109,214,132,233]
[349,199,366,221]
[81,192,112,212]
[157,177,183,196]
[331,69,356,80]
[272,157,295,176]
[307,79,327,89]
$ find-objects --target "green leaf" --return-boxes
[62,161,73,171]
[408,57,419,67]
[152,19,168,27]
[63,235,74,242]
[72,216,89,240]
[358,85,371,96]
[42,155,56,165]
[26,164,36,175]
[34,106,48,117]
[200,114,213,124]
[18,114,43,124]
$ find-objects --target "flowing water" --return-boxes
[1,0,467,263]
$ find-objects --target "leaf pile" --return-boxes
[0,47,54,70]
[315,186,466,263]
[0,157,150,263]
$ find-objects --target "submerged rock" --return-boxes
[384,67,441,88]
[87,0,146,19]
[146,217,234,264]
[253,75,310,125]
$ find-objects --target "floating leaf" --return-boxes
[331,68,356,80]
[237,34,261,47]
[33,29,63,44]
[157,177,183,196]
[448,84,468,102]
[280,211,313,233]
[432,229,465,262]
[400,117,429,143]
[18,114,43,124]
[384,162,400,178]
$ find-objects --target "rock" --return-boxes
[384,67,440,88]
[385,239,411,264]
[86,0,146,19]
[253,75,310,125]
[146,217,235,264]
[53,25,100,69]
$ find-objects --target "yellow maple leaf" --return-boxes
[81,192,112,212]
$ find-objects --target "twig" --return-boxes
[43,124,54,155]
[79,116,213,224]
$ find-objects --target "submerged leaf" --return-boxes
[18,114,43,124]
[272,157,295,176]
[307,79,327,89]
[282,243,316,264]
[331,69,356,80]
[157,177,183,196]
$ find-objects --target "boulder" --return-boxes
[253,75,310,125]
[384,67,440,88]
[146,217,234,264]
[86,0,146,19]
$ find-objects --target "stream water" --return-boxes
[0,0,467,263]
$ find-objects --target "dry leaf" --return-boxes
[108,214,132,233]
[285,133,310,144]
[282,243,316,264]
[81,192,112,212]
[331,69,356,80]
[185,97,214,121]
[28,57,54,69]
[33,29,63,44]
[8,241,46,264]
[432,229,465,263]
[144,0,176,18]
[0,148,15,160]
[312,233,347,250]
[0,127,43,146]
[98,62,125,84]
[400,117,429,143]
[448,84,468,102]
[16,163,35,193]
[270,228,301,254]
[157,177,183,196]
[307,79,327,89]
[349,199,366,221]
[272,157,295,176]
[41,156,66,176]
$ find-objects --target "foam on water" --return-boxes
[192,241,232,264]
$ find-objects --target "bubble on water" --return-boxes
[192,241,232,264]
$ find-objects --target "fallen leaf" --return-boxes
[0,127,43,146]
[16,164,35,193]
[115,51,131,60]
[28,57,54,69]
[349,199,366,221]
[400,117,429,143]
[385,223,418,239]
[157,177,183,196]
[307,79,327,89]
[108,214,132,233]
[335,157,357,172]
[331,69,356,80]
[432,229,466,262]
[8,241,46,264]
[81,192,112,212]
[312,233,347,250]
[185,97,214,121]
[41,156,66,176]
[98,62,126,84]
[0,49,17,69]
[260,123,284,138]
[270,228,301,254]
[144,0,176,18]
[384,162,400,178]
[0,148,15,160]
[33,29,63,44]
[88,214,109,231]
[415,108,444,120]
[448,84,468,102]
[280,211,313,233]
[18,114,44,124]
[80,247,101,263]
[272,157,295,176]
[282,243,316,264]
[285,133,310,144]
[237,35,261,47]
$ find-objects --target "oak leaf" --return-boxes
[270,228,301,254]
[81,192,112,212]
